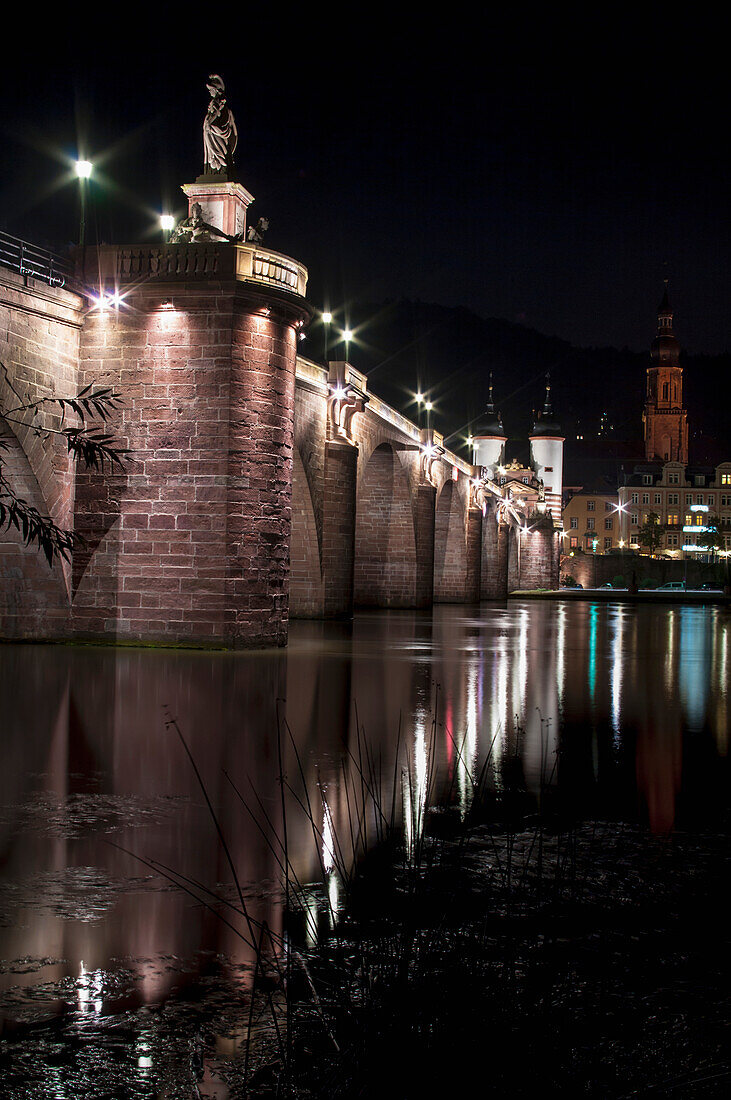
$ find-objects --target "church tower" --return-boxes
[643,283,688,464]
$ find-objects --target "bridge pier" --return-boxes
[413,482,437,608]
[322,439,358,617]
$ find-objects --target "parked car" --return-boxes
[597,582,614,589]
[699,582,722,591]
[656,581,685,591]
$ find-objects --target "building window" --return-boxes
[605,501,613,511]
[605,518,613,530]
[642,474,653,485]
[722,495,731,507]
[695,475,705,487]
[695,513,705,526]
[587,500,595,511]
[587,518,595,530]
[668,472,680,484]
[662,382,668,401]
[642,493,650,504]
[686,494,693,505]
[545,466,553,472]
[631,492,639,504]
[654,493,662,504]
[667,513,679,525]
[522,476,529,483]
[604,537,612,549]
[667,533,679,547]
[685,513,693,526]
[570,536,578,548]
[570,516,578,529]
[668,493,679,505]
[721,473,731,485]
[631,513,638,526]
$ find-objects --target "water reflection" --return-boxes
[0,601,728,1043]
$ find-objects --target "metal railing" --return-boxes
[0,230,74,289]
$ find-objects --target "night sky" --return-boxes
[3,12,728,359]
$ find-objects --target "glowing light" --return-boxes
[690,504,709,512]
[425,400,433,412]
[333,386,347,400]
[416,392,424,403]
[322,311,332,323]
[160,214,175,231]
[322,800,336,872]
[343,328,353,341]
[75,159,93,178]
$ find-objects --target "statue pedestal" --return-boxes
[182,179,254,239]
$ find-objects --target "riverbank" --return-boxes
[513,588,731,604]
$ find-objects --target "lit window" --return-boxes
[570,536,578,548]
[667,513,679,525]
[721,473,731,485]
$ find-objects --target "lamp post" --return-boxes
[74,159,93,248]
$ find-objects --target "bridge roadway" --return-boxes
[0,243,559,647]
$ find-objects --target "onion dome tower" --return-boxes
[643,282,688,464]
[471,373,507,476]
[529,374,564,524]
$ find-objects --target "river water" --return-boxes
[0,600,728,1095]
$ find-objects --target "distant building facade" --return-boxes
[563,488,620,553]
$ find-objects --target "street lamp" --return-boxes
[160,214,175,241]
[343,328,353,360]
[74,159,93,248]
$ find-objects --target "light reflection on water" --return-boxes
[0,601,728,1038]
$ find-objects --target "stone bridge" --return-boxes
[0,240,559,648]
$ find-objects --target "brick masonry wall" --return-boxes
[481,509,508,598]
[517,524,559,589]
[0,270,84,608]
[0,420,71,637]
[562,551,725,589]
[72,283,235,644]
[322,441,358,617]
[225,305,298,647]
[290,446,324,617]
[433,479,467,602]
[354,443,418,607]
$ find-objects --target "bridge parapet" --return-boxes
[80,242,308,298]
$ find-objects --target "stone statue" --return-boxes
[246,217,269,244]
[170,202,233,243]
[203,74,237,175]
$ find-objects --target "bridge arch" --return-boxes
[433,478,468,602]
[354,442,418,607]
